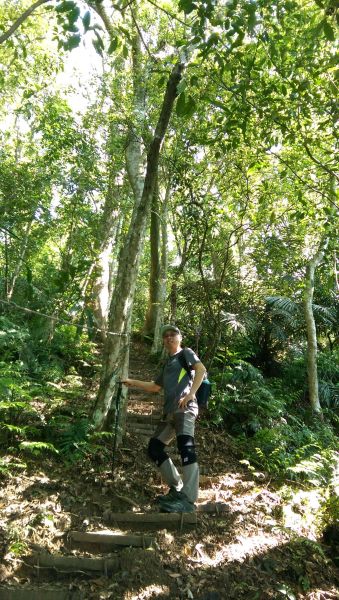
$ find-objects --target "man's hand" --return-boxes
[178,391,195,408]
[121,379,133,387]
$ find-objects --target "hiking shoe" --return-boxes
[155,487,183,505]
[160,494,195,513]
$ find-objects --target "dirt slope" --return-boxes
[0,339,338,599]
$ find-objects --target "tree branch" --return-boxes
[87,0,115,39]
[0,0,51,45]
[130,9,154,60]
[145,0,187,26]
[303,142,339,183]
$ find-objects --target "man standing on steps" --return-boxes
[122,325,206,513]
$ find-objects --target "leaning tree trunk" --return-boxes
[91,160,124,340]
[143,176,162,336]
[7,219,33,300]
[90,13,146,342]
[151,179,170,354]
[92,61,185,430]
[304,239,328,418]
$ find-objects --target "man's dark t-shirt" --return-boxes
[155,347,200,414]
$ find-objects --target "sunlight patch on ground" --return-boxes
[282,488,323,540]
[191,533,280,567]
[125,584,170,599]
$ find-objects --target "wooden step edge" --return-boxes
[196,502,229,514]
[105,511,197,525]
[69,530,154,548]
[126,431,154,436]
[127,416,161,424]
[0,587,72,600]
[127,425,155,431]
[26,553,120,574]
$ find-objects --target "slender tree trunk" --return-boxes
[125,30,145,209]
[144,176,161,336]
[304,239,328,418]
[90,23,145,339]
[92,61,185,429]
[91,163,124,339]
[334,251,339,293]
[151,179,170,354]
[4,231,9,299]
[8,219,33,300]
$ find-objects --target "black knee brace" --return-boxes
[147,437,168,467]
[177,434,197,466]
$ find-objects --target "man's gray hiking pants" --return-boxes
[150,410,199,503]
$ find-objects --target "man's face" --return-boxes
[162,331,182,353]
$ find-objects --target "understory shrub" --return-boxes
[235,421,337,483]
[208,353,338,486]
[209,359,285,433]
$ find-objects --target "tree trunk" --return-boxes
[91,162,124,340]
[4,231,9,299]
[144,176,161,336]
[304,239,328,418]
[8,219,33,300]
[92,61,185,429]
[151,179,170,354]
[334,250,339,293]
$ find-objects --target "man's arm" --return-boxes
[122,379,161,393]
[190,362,207,394]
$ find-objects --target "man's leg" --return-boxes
[177,434,199,503]
[160,410,199,512]
[147,417,183,492]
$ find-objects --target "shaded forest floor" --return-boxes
[0,339,338,599]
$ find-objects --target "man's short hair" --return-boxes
[161,324,181,337]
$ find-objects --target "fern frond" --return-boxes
[19,441,59,455]
[58,418,92,455]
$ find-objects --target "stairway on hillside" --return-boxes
[0,342,231,600]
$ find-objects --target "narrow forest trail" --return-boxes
[0,339,338,600]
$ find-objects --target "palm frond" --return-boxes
[312,304,336,325]
[266,295,300,315]
[221,311,246,333]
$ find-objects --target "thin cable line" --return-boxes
[0,298,128,337]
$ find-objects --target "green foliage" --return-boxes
[0,317,30,361]
[209,359,284,433]
[281,350,339,409]
[318,489,339,533]
[317,350,339,408]
[19,441,59,456]
[46,416,93,460]
[50,325,97,366]
[236,421,337,483]
[0,456,26,479]
[207,348,338,485]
